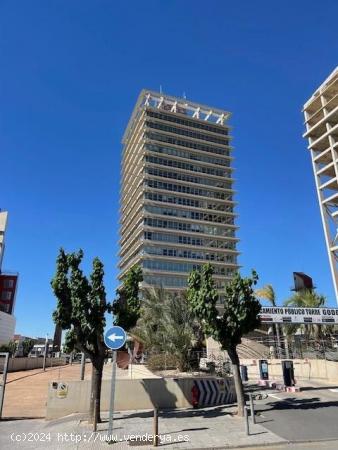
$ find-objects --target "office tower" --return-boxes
[119,90,239,299]
[303,67,338,302]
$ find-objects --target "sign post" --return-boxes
[104,326,126,442]
[0,352,9,419]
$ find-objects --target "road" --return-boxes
[243,442,338,450]
[252,380,338,442]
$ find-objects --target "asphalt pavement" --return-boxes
[252,380,338,442]
[242,442,338,450]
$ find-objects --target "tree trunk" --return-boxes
[228,345,245,417]
[89,356,104,427]
[89,364,95,422]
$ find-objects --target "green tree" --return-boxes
[256,284,282,357]
[112,265,143,330]
[51,248,110,428]
[0,340,17,356]
[187,264,261,416]
[22,338,35,357]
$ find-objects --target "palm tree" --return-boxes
[256,284,282,358]
[131,287,167,352]
[284,290,326,342]
[162,293,195,371]
[132,288,195,371]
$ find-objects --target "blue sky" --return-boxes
[1,1,337,337]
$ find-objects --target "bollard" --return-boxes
[249,393,256,424]
[80,353,85,381]
[244,406,250,436]
[153,408,159,447]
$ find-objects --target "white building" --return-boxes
[303,67,338,302]
[0,311,16,345]
[0,210,16,344]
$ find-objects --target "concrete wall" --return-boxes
[46,376,236,420]
[240,358,338,383]
[7,357,67,372]
[0,311,16,345]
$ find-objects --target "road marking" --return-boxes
[268,394,283,400]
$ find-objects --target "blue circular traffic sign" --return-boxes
[104,326,127,350]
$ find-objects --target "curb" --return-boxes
[189,437,338,450]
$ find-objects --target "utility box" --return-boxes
[282,360,295,387]
[259,359,269,380]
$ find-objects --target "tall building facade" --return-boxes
[119,91,239,298]
[0,210,17,344]
[303,67,338,302]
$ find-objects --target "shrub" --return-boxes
[147,353,179,371]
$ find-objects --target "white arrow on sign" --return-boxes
[108,333,124,342]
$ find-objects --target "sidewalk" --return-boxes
[3,363,93,418]
[0,405,285,449]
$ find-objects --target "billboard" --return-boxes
[292,272,314,291]
[0,274,18,315]
[259,306,338,324]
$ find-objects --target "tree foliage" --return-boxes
[284,289,327,341]
[255,284,276,307]
[187,263,261,416]
[132,288,196,371]
[112,265,143,330]
[22,338,35,357]
[51,248,110,426]
[0,340,17,356]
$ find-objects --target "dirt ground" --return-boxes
[2,362,92,419]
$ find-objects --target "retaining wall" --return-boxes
[46,376,236,419]
[8,357,67,372]
[240,358,338,383]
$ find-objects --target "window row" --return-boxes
[144,205,235,225]
[146,132,230,157]
[146,121,229,146]
[143,259,235,276]
[143,246,236,263]
[144,231,236,250]
[1,290,12,300]
[145,154,230,178]
[2,279,14,288]
[144,143,231,167]
[146,110,229,135]
[144,217,236,237]
[145,179,233,201]
[144,192,233,212]
[145,167,232,190]
[143,274,226,289]
[144,231,237,250]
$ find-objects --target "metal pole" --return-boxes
[80,353,85,381]
[153,407,159,446]
[107,351,117,441]
[0,353,9,419]
[244,406,250,436]
[249,394,256,424]
[43,335,48,372]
